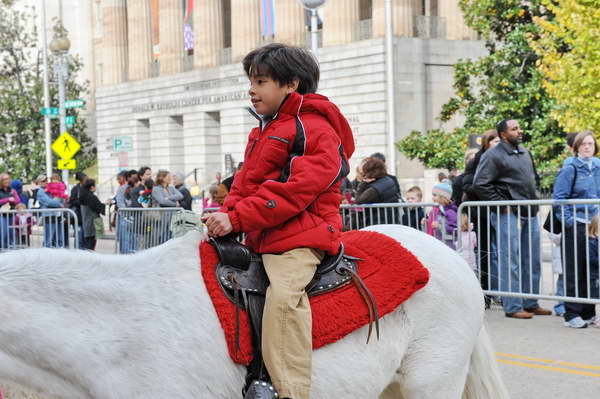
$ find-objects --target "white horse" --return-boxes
[0,225,509,399]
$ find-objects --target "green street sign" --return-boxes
[65,99,85,109]
[40,107,59,116]
[66,115,76,126]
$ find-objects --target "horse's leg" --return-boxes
[395,359,470,399]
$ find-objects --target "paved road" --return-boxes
[3,239,600,398]
[486,301,600,398]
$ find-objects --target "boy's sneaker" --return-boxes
[564,316,588,329]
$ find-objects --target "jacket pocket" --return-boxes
[267,135,290,145]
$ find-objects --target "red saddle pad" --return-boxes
[199,230,429,365]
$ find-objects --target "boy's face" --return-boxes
[248,74,297,117]
[406,192,421,203]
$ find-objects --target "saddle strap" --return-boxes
[339,264,380,344]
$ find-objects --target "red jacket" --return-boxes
[221,92,354,254]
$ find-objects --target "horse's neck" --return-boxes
[0,233,215,398]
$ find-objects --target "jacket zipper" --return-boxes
[248,139,258,157]
[247,112,279,158]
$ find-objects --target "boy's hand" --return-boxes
[202,212,233,237]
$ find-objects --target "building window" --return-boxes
[423,0,438,16]
[93,0,103,38]
[223,0,232,49]
[359,0,372,21]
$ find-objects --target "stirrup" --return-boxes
[243,379,279,399]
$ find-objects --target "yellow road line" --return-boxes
[496,352,554,364]
[496,352,600,371]
[556,361,600,372]
[497,359,600,378]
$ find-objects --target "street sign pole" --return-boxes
[55,51,70,191]
[40,0,52,178]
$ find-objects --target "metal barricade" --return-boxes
[458,199,600,306]
[341,202,440,231]
[115,208,183,254]
[0,208,80,251]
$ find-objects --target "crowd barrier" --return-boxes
[115,207,183,253]
[0,208,80,251]
[8,200,599,306]
[340,202,440,232]
[458,199,600,305]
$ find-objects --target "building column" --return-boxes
[438,0,477,40]
[372,0,422,38]
[193,0,224,68]
[127,0,152,80]
[274,0,306,47]
[231,0,260,62]
[322,0,359,47]
[159,0,184,75]
[102,0,128,85]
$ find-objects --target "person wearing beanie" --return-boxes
[432,182,452,200]
[426,181,457,249]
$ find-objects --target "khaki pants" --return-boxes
[262,248,323,399]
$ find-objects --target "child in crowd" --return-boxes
[587,214,600,328]
[549,231,566,316]
[426,182,457,249]
[456,213,477,271]
[401,186,425,230]
[137,179,154,208]
[46,173,69,204]
[14,202,34,247]
[202,184,222,209]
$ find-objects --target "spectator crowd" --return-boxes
[1,120,599,329]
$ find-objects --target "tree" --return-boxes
[0,0,95,182]
[397,0,565,189]
[532,0,600,132]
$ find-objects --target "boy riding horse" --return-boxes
[203,43,354,399]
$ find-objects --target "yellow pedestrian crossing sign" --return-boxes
[51,132,80,160]
[57,159,77,170]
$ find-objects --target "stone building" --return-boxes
[91,0,486,196]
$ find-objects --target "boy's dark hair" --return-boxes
[128,169,139,179]
[243,43,320,95]
[83,179,96,190]
[117,170,128,179]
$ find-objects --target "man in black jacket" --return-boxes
[69,172,87,248]
[473,119,551,319]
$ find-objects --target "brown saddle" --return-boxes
[208,236,380,397]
